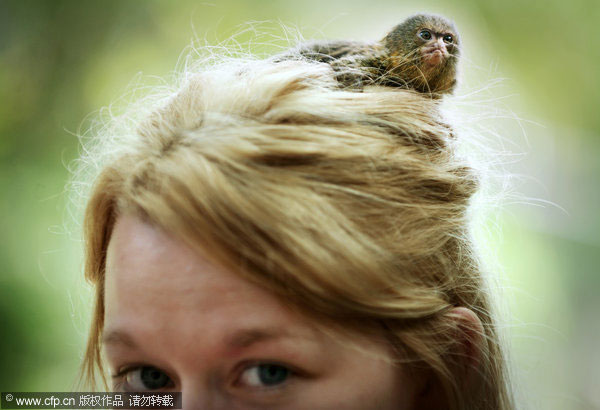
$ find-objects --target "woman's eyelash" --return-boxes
[237,363,293,388]
[111,374,126,391]
[234,359,314,391]
[111,361,308,392]
[110,366,135,391]
[111,364,140,381]
[110,365,174,391]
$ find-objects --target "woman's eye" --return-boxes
[419,30,432,40]
[239,364,291,388]
[119,366,173,391]
[443,34,454,44]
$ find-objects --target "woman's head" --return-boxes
[102,212,420,409]
[78,57,514,409]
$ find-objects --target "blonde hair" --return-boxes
[75,52,515,409]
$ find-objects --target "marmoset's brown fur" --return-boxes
[289,14,460,95]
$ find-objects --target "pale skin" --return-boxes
[103,214,482,409]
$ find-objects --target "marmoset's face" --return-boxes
[103,214,420,410]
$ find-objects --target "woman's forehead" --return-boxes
[103,214,324,342]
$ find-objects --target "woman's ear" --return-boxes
[412,307,485,409]
[409,307,486,410]
[415,307,485,409]
[447,306,485,389]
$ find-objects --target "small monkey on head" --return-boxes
[285,13,460,96]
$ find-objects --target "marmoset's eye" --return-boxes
[419,30,432,40]
[443,34,454,44]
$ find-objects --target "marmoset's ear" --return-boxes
[414,307,485,410]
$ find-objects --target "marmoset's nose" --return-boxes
[434,37,447,51]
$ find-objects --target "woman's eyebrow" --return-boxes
[102,329,138,349]
[225,327,296,350]
[102,326,313,351]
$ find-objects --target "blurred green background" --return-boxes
[0,1,598,409]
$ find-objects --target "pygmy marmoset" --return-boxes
[291,13,460,95]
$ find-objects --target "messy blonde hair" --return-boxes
[75,52,515,409]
